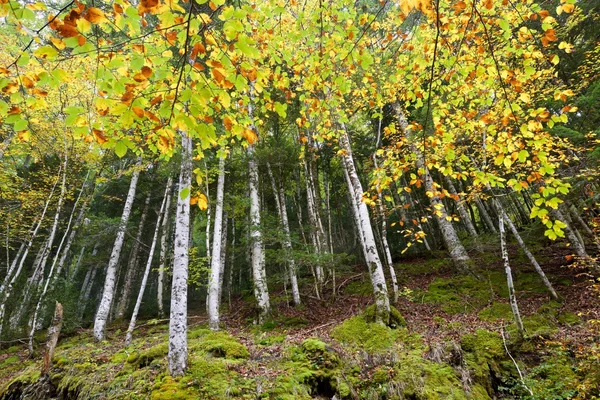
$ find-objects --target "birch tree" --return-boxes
[339,124,390,324]
[207,154,227,330]
[94,158,142,341]
[168,132,192,376]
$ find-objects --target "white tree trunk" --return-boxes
[491,197,559,301]
[267,162,301,306]
[207,155,226,330]
[218,214,227,307]
[339,125,390,324]
[568,204,600,252]
[499,215,525,338]
[93,158,142,341]
[303,160,325,285]
[168,132,192,376]
[476,198,497,234]
[28,155,72,353]
[394,105,472,273]
[247,89,270,322]
[116,191,151,320]
[157,177,173,318]
[126,183,169,345]
[445,176,479,239]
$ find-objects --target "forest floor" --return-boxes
[1,239,599,399]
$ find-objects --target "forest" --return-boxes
[0,0,599,398]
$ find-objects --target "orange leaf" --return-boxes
[141,66,152,78]
[93,128,107,144]
[132,106,145,118]
[77,34,86,46]
[211,68,225,83]
[150,95,163,106]
[113,3,123,13]
[223,116,234,131]
[242,128,257,145]
[84,7,106,23]
[21,76,35,89]
[138,0,159,13]
[56,24,79,38]
[8,106,21,114]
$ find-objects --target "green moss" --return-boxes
[525,354,580,399]
[257,333,286,346]
[137,343,168,366]
[461,329,510,396]
[342,279,372,295]
[478,302,513,322]
[557,312,581,326]
[331,316,399,353]
[189,330,249,359]
[416,275,495,314]
[280,316,309,328]
[151,376,197,400]
[362,304,406,328]
[0,355,19,368]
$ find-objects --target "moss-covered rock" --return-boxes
[362,304,406,328]
[189,330,249,359]
[478,302,513,322]
[331,316,400,353]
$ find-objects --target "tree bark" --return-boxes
[207,155,226,330]
[339,124,390,324]
[41,302,63,375]
[126,183,169,345]
[116,191,152,320]
[247,90,270,323]
[168,132,192,376]
[499,215,525,338]
[93,158,142,341]
[491,196,559,300]
[157,177,173,318]
[445,176,479,240]
[394,105,472,273]
[267,162,301,306]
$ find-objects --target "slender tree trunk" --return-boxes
[568,204,600,252]
[491,196,559,300]
[208,155,226,330]
[476,198,497,234]
[41,302,62,375]
[553,209,589,259]
[445,176,479,239]
[499,215,525,338]
[267,162,301,306]
[227,218,236,308]
[395,105,472,272]
[70,246,86,280]
[303,159,325,286]
[28,155,72,354]
[78,264,98,321]
[126,184,169,345]
[93,159,142,341]
[116,191,151,320]
[339,124,390,324]
[157,177,173,318]
[218,214,227,307]
[168,132,192,376]
[205,161,212,263]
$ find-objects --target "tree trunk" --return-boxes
[394,104,472,273]
[207,155,226,330]
[445,176,479,239]
[126,183,169,345]
[339,124,390,324]
[491,196,559,300]
[476,197,497,234]
[568,204,600,252]
[303,159,325,287]
[41,302,63,375]
[93,159,142,341]
[168,132,192,376]
[157,177,173,318]
[499,215,525,338]
[267,162,301,306]
[246,89,270,323]
[116,191,152,320]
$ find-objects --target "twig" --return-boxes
[500,326,533,397]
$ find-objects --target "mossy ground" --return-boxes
[1,243,598,399]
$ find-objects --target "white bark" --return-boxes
[339,125,390,324]
[218,214,227,307]
[267,162,301,306]
[27,154,71,353]
[168,132,192,376]
[247,94,270,322]
[445,176,479,239]
[116,191,151,320]
[394,105,472,273]
[93,158,142,341]
[499,215,525,338]
[476,198,497,234]
[491,196,559,301]
[303,159,325,285]
[126,184,169,345]
[569,204,600,252]
[157,177,173,318]
[207,155,226,330]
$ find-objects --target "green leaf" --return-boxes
[33,46,58,60]
[14,119,28,131]
[115,141,128,158]
[180,187,190,200]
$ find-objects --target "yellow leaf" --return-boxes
[519,93,531,103]
[84,7,107,24]
[198,194,208,210]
